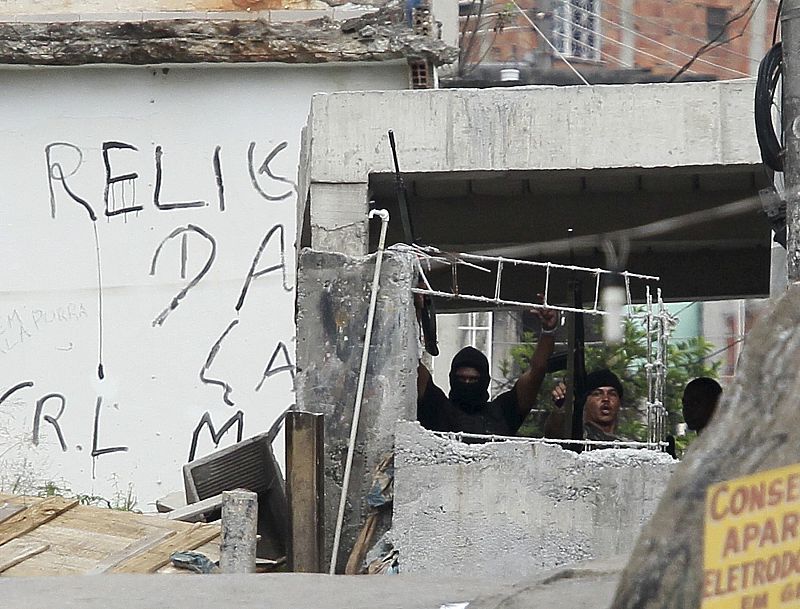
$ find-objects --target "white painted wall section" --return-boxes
[0,62,407,508]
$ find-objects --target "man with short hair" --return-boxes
[682,377,722,434]
[545,368,626,441]
[416,308,558,436]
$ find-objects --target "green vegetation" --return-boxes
[3,472,139,512]
[502,313,719,451]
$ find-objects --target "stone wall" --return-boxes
[392,421,677,578]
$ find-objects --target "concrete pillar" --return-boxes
[295,248,418,572]
[308,182,370,257]
[748,0,768,77]
[432,0,459,48]
[782,0,800,280]
[219,490,258,574]
[618,0,635,67]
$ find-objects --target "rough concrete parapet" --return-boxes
[392,421,677,579]
[295,248,417,571]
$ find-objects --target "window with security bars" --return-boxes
[553,0,601,60]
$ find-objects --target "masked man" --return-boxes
[416,308,557,436]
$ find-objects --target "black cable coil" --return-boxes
[755,42,784,173]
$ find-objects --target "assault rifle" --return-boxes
[387,130,438,356]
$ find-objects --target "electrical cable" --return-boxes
[604,0,761,63]
[755,42,784,172]
[669,0,761,82]
[552,12,702,75]
[773,0,783,44]
[509,0,591,85]
[567,3,751,77]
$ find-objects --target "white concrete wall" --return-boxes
[0,61,407,509]
[392,422,677,578]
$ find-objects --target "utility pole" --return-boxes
[783,0,800,281]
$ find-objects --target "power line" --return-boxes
[476,188,768,260]
[603,0,762,64]
[566,3,751,77]
[551,12,703,75]
[669,0,763,82]
[509,0,591,85]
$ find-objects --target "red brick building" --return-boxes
[454,0,780,84]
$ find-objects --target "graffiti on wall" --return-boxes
[1,134,299,504]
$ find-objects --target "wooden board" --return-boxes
[0,496,78,546]
[111,523,220,574]
[0,503,25,526]
[88,530,176,574]
[0,539,50,573]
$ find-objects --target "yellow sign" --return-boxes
[703,462,800,609]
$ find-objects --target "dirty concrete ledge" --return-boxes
[0,562,626,609]
[0,5,458,66]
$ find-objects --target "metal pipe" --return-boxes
[329,209,390,575]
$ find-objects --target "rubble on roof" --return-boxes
[0,3,457,66]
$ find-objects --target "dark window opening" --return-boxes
[706,6,730,41]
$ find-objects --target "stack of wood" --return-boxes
[0,493,220,576]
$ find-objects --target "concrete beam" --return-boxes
[305,80,761,183]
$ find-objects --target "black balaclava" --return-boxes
[449,346,491,412]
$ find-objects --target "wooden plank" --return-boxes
[0,496,78,547]
[111,523,220,574]
[286,411,325,573]
[165,494,223,523]
[87,530,177,574]
[0,504,25,526]
[0,539,50,572]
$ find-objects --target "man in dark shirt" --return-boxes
[416,307,558,436]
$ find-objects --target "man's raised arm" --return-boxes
[514,306,558,418]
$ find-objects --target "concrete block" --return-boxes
[392,422,677,579]
[309,182,369,256]
[295,249,417,572]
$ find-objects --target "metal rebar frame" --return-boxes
[398,244,675,450]
[636,287,676,449]
[431,430,669,451]
[398,244,659,315]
